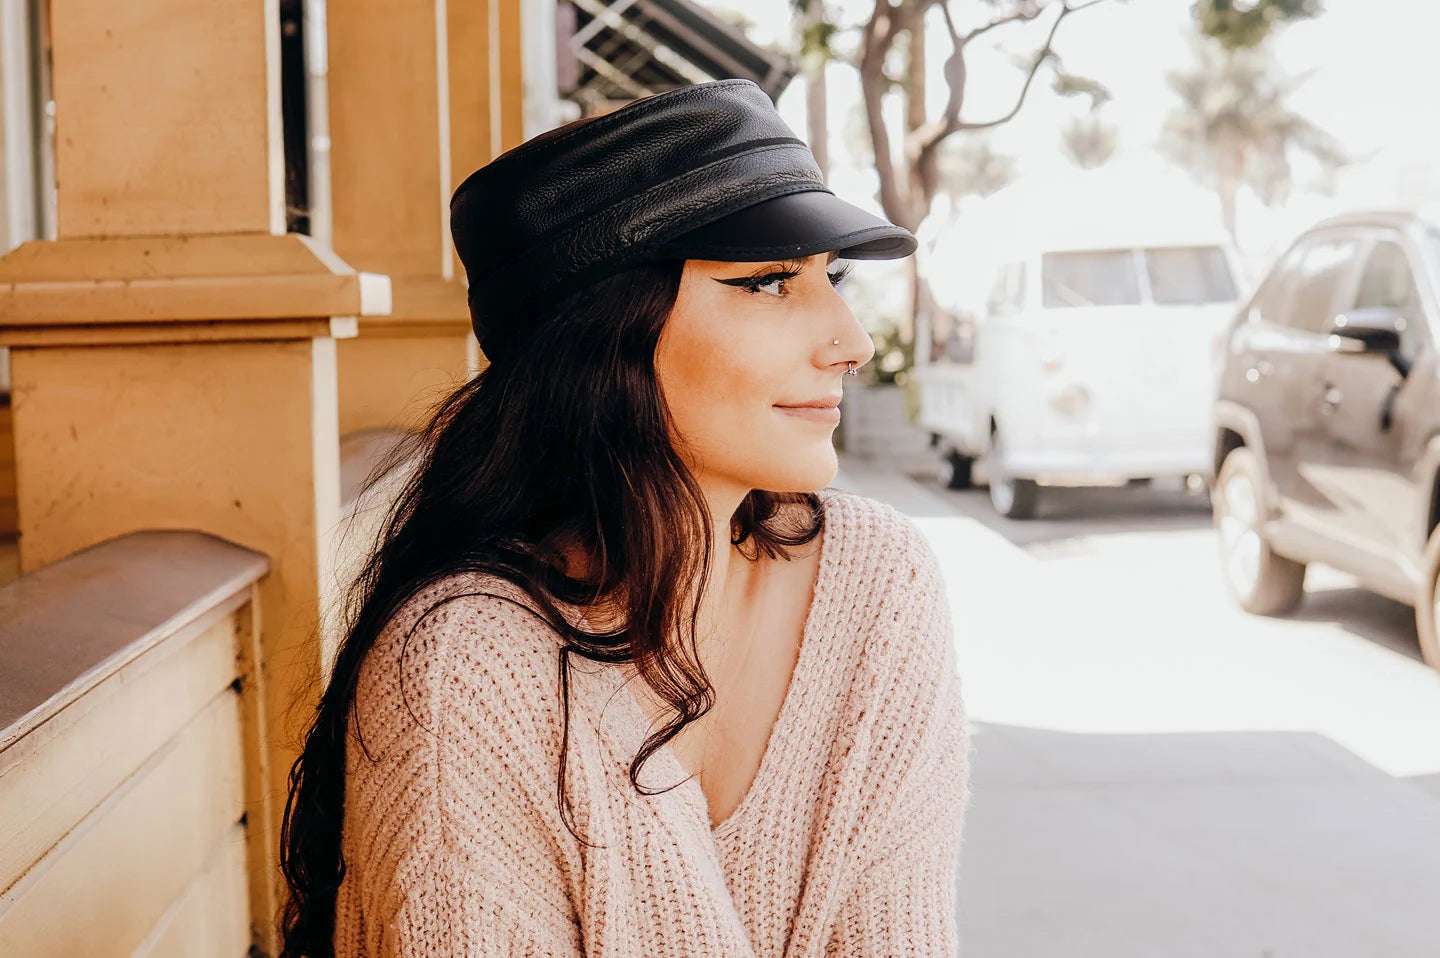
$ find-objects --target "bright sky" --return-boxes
[707,0,1440,272]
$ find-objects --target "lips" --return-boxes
[774,395,842,409]
[774,402,842,423]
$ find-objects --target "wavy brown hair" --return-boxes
[276,258,824,957]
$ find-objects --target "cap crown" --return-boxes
[449,79,826,353]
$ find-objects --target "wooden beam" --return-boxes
[0,234,391,326]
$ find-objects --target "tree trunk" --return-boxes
[806,71,828,181]
[802,1,828,181]
[1216,134,1243,247]
[859,2,912,232]
[1218,176,1238,246]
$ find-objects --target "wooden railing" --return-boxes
[0,531,270,957]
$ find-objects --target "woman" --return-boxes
[279,79,969,957]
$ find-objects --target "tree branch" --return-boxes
[956,1,1042,49]
[955,0,1108,132]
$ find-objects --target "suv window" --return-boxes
[1145,246,1238,305]
[1425,227,1440,278]
[1248,244,1303,326]
[1350,240,1428,361]
[1286,238,1360,333]
[1042,250,1141,308]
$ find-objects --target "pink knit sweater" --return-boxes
[334,488,970,956]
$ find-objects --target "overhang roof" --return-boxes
[561,0,797,108]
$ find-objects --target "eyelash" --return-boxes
[740,263,853,296]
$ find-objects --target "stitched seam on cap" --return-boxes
[545,141,817,250]
[508,138,812,251]
[477,142,822,280]
[468,174,827,328]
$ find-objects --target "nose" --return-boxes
[819,264,873,370]
[825,329,874,374]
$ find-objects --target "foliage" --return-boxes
[1049,56,1112,111]
[1160,38,1345,237]
[791,0,840,60]
[863,320,916,386]
[1193,0,1323,50]
[1060,111,1118,169]
[937,135,1019,198]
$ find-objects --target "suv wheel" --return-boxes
[1213,448,1306,615]
[938,449,974,490]
[988,429,1039,520]
[1412,526,1440,670]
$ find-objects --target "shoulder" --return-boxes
[816,490,956,718]
[817,487,948,629]
[814,494,968,840]
[350,572,570,776]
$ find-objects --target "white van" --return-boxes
[916,231,1244,518]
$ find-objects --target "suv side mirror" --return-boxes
[1328,306,1405,355]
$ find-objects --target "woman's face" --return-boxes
[655,251,875,495]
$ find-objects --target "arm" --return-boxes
[827,529,971,957]
[341,587,585,957]
[380,839,582,958]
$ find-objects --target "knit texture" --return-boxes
[333,488,970,957]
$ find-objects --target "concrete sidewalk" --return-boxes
[830,455,1440,958]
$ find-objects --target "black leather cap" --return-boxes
[449,78,916,356]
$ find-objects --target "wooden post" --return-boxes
[327,0,527,435]
[0,1,391,952]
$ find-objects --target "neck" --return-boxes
[560,478,759,636]
[692,479,758,648]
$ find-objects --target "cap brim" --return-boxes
[654,189,917,262]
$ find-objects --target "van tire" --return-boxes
[1213,448,1305,616]
[1413,525,1440,671]
[988,429,1039,520]
[939,450,974,490]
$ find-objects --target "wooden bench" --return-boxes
[0,531,270,956]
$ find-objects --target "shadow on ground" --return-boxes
[904,473,1214,548]
[958,722,1440,958]
[1289,585,1423,663]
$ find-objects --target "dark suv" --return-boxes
[1210,209,1440,670]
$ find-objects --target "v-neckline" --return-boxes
[615,490,841,839]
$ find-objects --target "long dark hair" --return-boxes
[276,258,823,957]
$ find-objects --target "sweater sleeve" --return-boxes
[381,839,579,957]
[338,583,586,957]
[826,523,971,957]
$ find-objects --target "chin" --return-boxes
[752,446,839,493]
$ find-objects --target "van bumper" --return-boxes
[1004,445,1212,485]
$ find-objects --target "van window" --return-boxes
[1041,250,1140,308]
[986,262,1026,316]
[1145,246,1237,305]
